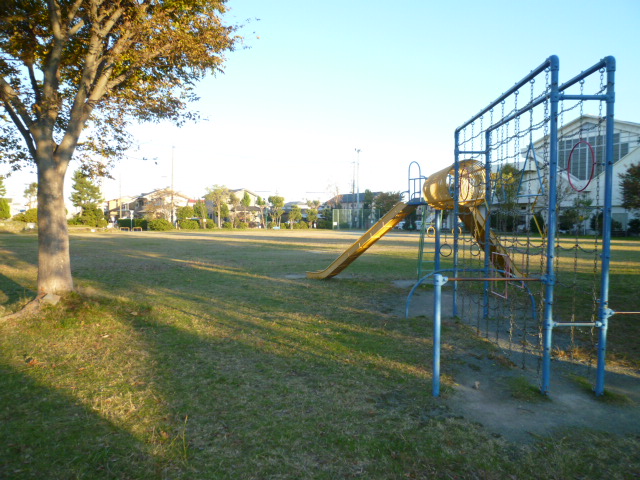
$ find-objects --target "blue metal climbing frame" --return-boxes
[426,55,616,397]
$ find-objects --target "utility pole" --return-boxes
[355,148,361,208]
[171,146,175,225]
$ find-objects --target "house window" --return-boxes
[558,127,629,181]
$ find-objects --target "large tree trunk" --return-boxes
[37,155,73,294]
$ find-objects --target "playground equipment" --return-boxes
[310,55,621,397]
[306,201,419,279]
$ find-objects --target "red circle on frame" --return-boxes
[567,140,596,192]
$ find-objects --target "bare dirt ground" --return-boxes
[395,280,640,444]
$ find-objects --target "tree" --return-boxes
[363,189,375,210]
[24,182,38,210]
[193,199,208,226]
[268,195,285,227]
[0,1,240,295]
[306,199,320,227]
[620,163,640,212]
[373,192,402,216]
[228,192,240,227]
[492,164,520,232]
[205,185,230,228]
[288,205,302,228]
[176,205,195,221]
[0,175,8,219]
[256,196,267,228]
[70,169,103,213]
[0,198,9,219]
[240,191,251,223]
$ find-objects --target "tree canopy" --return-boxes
[0,0,241,294]
[620,163,640,212]
[373,192,402,215]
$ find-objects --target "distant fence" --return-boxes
[331,209,380,230]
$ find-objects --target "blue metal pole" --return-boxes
[483,130,492,322]
[453,131,460,317]
[541,55,560,395]
[433,274,447,397]
[435,210,442,271]
[595,56,616,396]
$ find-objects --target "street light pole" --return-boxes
[355,148,361,208]
[170,146,175,225]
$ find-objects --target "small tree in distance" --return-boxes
[269,196,285,228]
[288,205,302,228]
[373,192,403,216]
[205,185,230,228]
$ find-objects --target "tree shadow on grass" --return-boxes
[0,273,36,312]
[0,362,158,479]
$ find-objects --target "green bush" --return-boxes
[236,221,248,230]
[204,221,216,229]
[293,221,309,229]
[628,219,640,235]
[0,198,10,220]
[179,219,200,230]
[69,206,107,227]
[222,221,233,229]
[13,208,38,223]
[148,218,174,231]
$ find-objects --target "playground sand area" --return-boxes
[392,280,640,444]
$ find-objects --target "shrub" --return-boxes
[590,212,622,234]
[179,219,200,230]
[293,221,309,229]
[204,221,216,229]
[628,219,640,235]
[0,198,10,220]
[13,208,38,223]
[236,221,248,230]
[148,218,174,231]
[69,206,107,227]
[222,221,233,229]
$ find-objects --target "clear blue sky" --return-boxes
[4,0,640,205]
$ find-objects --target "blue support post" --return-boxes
[434,210,442,271]
[541,55,560,395]
[452,132,460,317]
[483,130,492,322]
[432,274,447,397]
[595,56,616,396]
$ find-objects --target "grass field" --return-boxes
[1,228,639,479]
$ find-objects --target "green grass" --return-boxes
[1,229,639,479]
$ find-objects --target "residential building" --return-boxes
[516,115,640,232]
[104,188,194,222]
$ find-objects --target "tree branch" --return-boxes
[0,95,37,159]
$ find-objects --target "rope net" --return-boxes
[423,57,613,389]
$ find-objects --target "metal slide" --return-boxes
[459,205,523,278]
[306,202,418,279]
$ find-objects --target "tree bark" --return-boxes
[37,153,73,294]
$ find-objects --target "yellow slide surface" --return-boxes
[459,205,522,278]
[306,202,418,279]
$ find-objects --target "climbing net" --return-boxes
[427,56,616,395]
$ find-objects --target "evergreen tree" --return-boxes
[70,170,103,214]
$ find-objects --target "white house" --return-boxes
[517,115,640,231]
